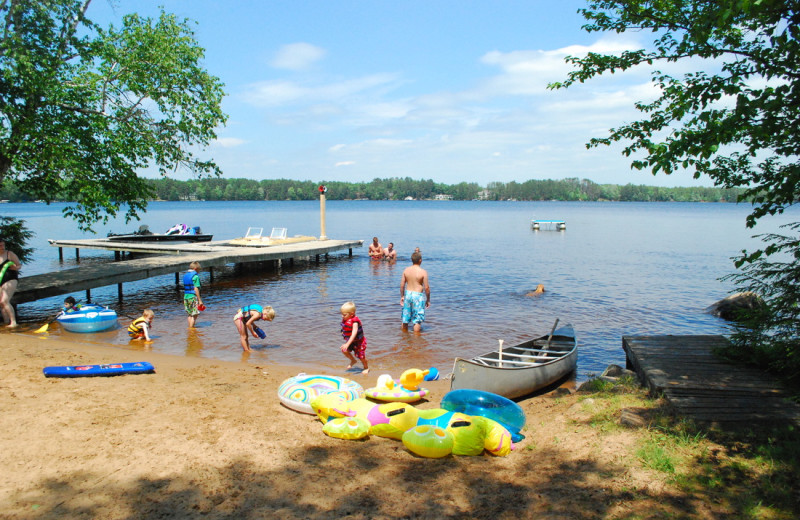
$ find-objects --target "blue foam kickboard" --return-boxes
[43,361,155,378]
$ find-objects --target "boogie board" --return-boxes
[43,361,155,378]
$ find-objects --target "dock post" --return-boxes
[115,251,120,261]
[318,185,328,240]
[58,247,63,261]
[85,288,91,303]
[175,272,179,285]
[349,248,352,256]
[118,283,123,301]
[75,248,80,262]
[209,267,214,283]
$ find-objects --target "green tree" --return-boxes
[0,0,226,231]
[550,1,800,379]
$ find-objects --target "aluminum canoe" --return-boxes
[450,323,577,399]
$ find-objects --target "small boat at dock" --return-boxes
[107,224,212,243]
[449,321,577,399]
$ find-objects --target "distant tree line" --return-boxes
[1,176,744,203]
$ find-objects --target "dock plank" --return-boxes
[13,238,363,305]
[623,335,800,427]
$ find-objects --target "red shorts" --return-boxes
[348,339,367,360]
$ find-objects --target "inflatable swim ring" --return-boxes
[278,374,364,414]
[441,389,526,442]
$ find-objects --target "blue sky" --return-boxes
[89,0,714,187]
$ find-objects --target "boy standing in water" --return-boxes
[183,261,204,327]
[340,301,369,375]
[400,251,430,332]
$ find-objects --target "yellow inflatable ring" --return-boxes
[278,374,364,414]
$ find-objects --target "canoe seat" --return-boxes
[474,356,543,367]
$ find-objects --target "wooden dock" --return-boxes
[12,238,363,306]
[623,335,800,426]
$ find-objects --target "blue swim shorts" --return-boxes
[402,290,426,325]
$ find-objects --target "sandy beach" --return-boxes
[1,331,723,519]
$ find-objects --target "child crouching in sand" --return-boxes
[128,309,155,342]
[340,301,369,375]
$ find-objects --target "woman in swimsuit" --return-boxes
[0,238,22,328]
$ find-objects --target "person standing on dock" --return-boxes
[400,251,430,333]
[183,261,204,327]
[0,238,22,328]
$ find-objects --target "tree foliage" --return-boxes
[551,0,800,380]
[0,0,226,231]
[550,0,799,228]
[1,175,745,203]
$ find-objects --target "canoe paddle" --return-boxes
[34,313,63,333]
[543,318,560,352]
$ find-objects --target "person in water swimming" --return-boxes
[128,309,155,341]
[340,301,369,375]
[233,304,275,351]
[182,261,204,328]
[0,237,22,328]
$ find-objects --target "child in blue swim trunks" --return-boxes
[400,252,430,332]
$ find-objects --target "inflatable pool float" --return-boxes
[402,425,454,458]
[364,371,429,403]
[56,304,118,333]
[322,417,371,440]
[278,374,364,414]
[441,388,526,442]
[43,361,155,378]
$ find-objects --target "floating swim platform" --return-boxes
[531,219,566,231]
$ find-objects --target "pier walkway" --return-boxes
[12,238,362,306]
[623,335,800,427]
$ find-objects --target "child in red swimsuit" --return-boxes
[340,301,369,375]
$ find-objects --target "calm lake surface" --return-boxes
[4,200,798,382]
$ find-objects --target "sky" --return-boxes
[88,0,715,188]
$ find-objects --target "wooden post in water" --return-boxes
[318,185,328,240]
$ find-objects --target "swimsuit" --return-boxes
[341,316,367,360]
[0,258,18,286]
[402,290,426,325]
[235,304,264,321]
[128,317,149,338]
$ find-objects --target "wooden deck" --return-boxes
[623,335,800,426]
[12,238,362,306]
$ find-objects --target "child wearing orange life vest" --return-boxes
[340,301,369,375]
[128,309,155,341]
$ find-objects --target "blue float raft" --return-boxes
[43,361,155,378]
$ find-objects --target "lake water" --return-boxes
[4,200,797,382]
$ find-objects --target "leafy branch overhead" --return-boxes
[549,0,800,228]
[0,0,227,231]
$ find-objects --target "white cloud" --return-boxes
[335,161,355,167]
[271,43,326,70]
[242,74,401,107]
